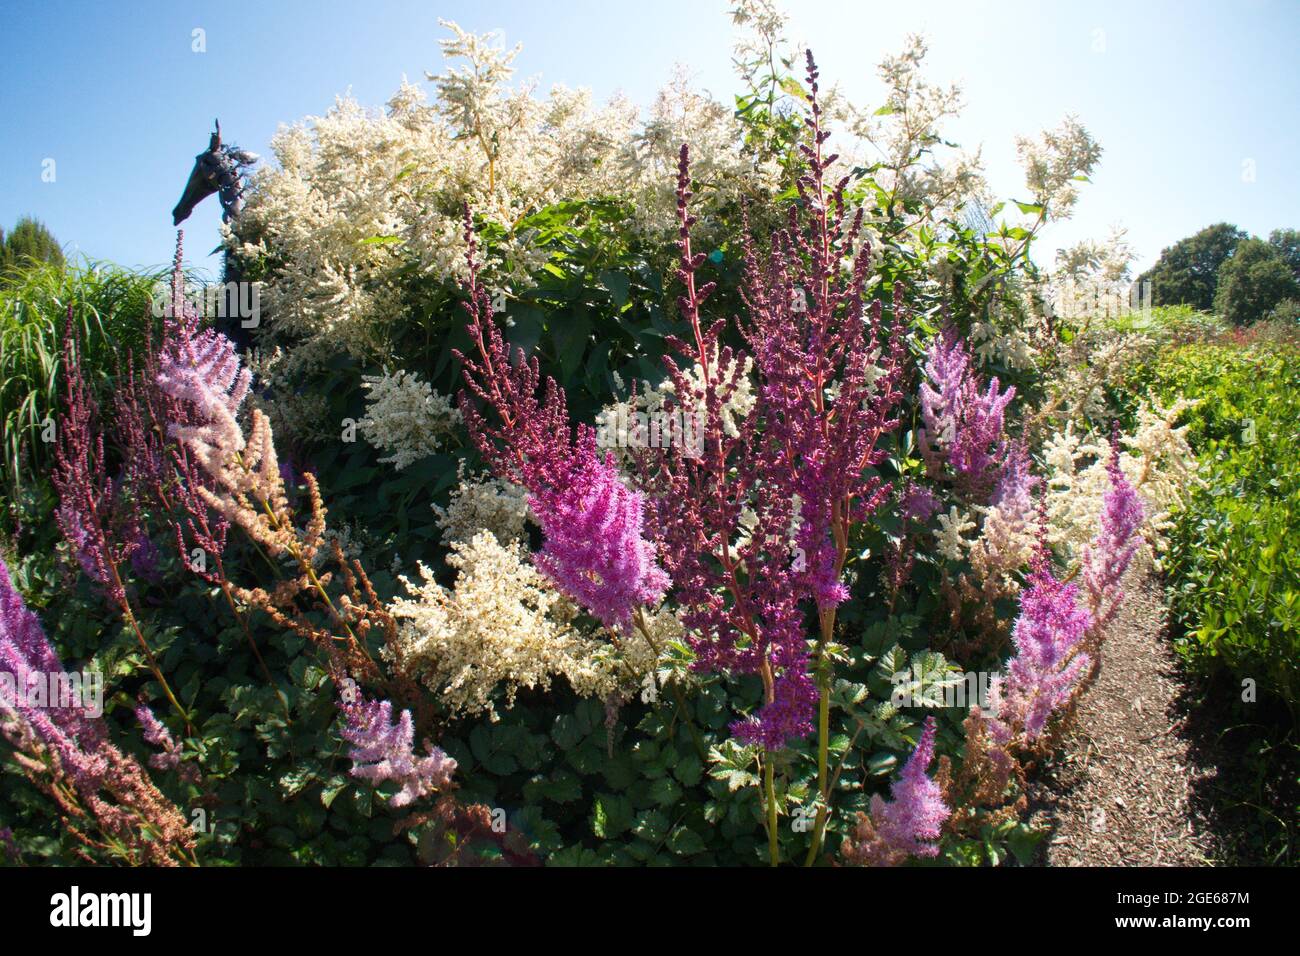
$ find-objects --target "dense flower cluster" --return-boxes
[339,694,456,808]
[629,55,907,757]
[1042,397,1196,559]
[389,532,650,717]
[359,369,461,470]
[454,220,670,635]
[228,19,778,399]
[990,554,1093,742]
[1082,428,1145,626]
[841,717,951,866]
[967,443,1040,587]
[918,328,1015,487]
[530,450,669,633]
[1014,116,1103,220]
[432,463,530,547]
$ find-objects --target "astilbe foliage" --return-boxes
[0,558,195,865]
[454,216,670,634]
[841,716,950,866]
[636,52,905,750]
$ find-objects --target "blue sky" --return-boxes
[1,0,1297,278]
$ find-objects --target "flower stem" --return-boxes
[763,750,780,867]
[804,607,836,865]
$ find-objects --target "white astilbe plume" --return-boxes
[387,532,656,718]
[432,463,530,547]
[1015,116,1102,221]
[1041,396,1199,560]
[935,506,976,561]
[359,369,461,469]
[968,445,1039,587]
[848,34,986,221]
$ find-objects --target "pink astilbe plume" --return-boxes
[900,481,941,525]
[991,547,1093,742]
[636,52,905,749]
[53,290,193,731]
[1082,423,1144,626]
[340,694,457,808]
[156,248,253,482]
[0,556,106,784]
[134,702,180,770]
[842,716,951,866]
[530,447,670,632]
[918,326,1015,490]
[52,311,132,603]
[454,215,669,632]
[0,558,194,865]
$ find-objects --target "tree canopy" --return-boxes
[1139,222,1246,311]
[1,216,65,273]
[1214,237,1300,326]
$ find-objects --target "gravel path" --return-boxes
[1026,568,1219,866]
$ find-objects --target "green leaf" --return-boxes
[598,270,630,309]
[667,825,706,856]
[590,793,633,839]
[647,777,682,807]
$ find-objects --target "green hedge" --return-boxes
[1145,343,1300,718]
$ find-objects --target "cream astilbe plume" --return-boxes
[1041,397,1198,561]
[388,532,654,719]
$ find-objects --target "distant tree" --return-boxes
[1268,228,1300,281]
[3,217,64,270]
[0,227,8,275]
[1266,297,1300,324]
[1139,222,1246,311]
[1214,237,1300,326]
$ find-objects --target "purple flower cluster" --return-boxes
[134,702,183,773]
[1,558,194,863]
[51,314,124,602]
[0,557,107,789]
[339,695,457,808]
[637,54,904,750]
[155,241,252,459]
[530,446,669,632]
[1082,427,1144,626]
[918,327,1015,488]
[992,557,1093,741]
[849,716,951,865]
[455,215,671,633]
[900,482,942,525]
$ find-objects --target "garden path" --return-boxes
[1026,568,1219,865]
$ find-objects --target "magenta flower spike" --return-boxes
[1082,424,1145,625]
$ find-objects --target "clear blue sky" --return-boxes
[1,0,1297,278]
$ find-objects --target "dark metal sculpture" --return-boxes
[172,120,259,226]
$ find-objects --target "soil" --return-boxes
[1025,568,1222,866]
